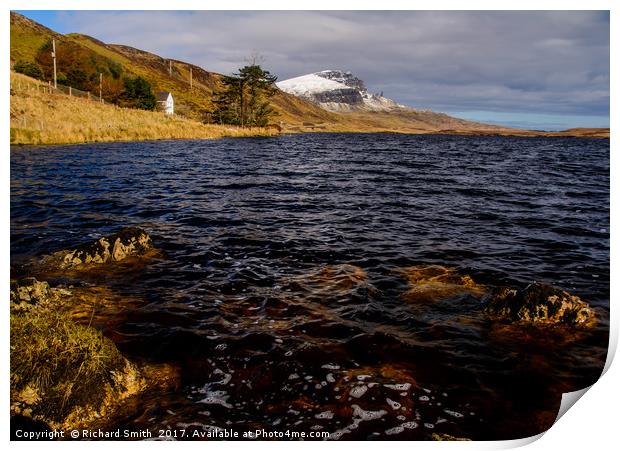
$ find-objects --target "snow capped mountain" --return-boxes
[277,70,407,112]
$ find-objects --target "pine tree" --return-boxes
[212,64,278,127]
[119,76,156,110]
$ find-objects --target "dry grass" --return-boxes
[10,306,126,421]
[10,71,276,146]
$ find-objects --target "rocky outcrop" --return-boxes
[9,227,180,433]
[398,265,486,303]
[10,279,145,429]
[316,70,367,91]
[485,282,596,328]
[41,227,154,270]
[10,278,53,306]
[312,88,364,106]
[10,276,179,432]
[10,277,73,311]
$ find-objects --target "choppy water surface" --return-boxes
[11,133,609,440]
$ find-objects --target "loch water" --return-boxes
[10,133,609,440]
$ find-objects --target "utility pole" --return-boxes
[99,73,103,103]
[51,38,57,89]
[190,67,193,89]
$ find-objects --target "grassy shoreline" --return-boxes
[10,72,277,146]
[10,72,609,146]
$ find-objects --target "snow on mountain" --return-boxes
[275,73,345,97]
[276,70,407,113]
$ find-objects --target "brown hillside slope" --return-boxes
[10,72,275,145]
[10,12,343,126]
[9,11,62,62]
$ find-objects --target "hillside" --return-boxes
[10,12,609,139]
[10,11,338,126]
[10,72,275,145]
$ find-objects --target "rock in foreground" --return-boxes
[485,282,596,328]
[42,227,154,270]
[10,278,54,306]
[10,277,179,431]
[10,278,146,429]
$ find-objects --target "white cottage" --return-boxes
[156,91,174,115]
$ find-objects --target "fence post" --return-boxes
[69,86,72,97]
[87,92,90,101]
[48,80,51,94]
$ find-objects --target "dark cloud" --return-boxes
[39,11,609,129]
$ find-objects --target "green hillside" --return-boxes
[9,11,336,124]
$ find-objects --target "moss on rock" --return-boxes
[10,278,147,429]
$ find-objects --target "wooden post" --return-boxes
[190,67,193,89]
[87,92,90,101]
[52,38,57,89]
[48,80,51,94]
[169,60,172,76]
[99,73,102,103]
[69,86,72,96]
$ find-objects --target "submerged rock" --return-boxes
[306,264,368,291]
[288,264,375,295]
[398,265,486,303]
[41,227,154,270]
[485,282,596,328]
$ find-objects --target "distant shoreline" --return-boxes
[10,127,610,148]
[10,128,609,148]
[10,72,608,147]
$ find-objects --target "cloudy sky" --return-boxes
[20,10,610,130]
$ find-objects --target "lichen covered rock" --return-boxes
[42,227,154,270]
[485,282,596,328]
[8,276,166,431]
[398,265,486,303]
[10,277,53,306]
[10,301,145,428]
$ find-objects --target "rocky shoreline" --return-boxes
[10,227,598,438]
[10,227,179,434]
